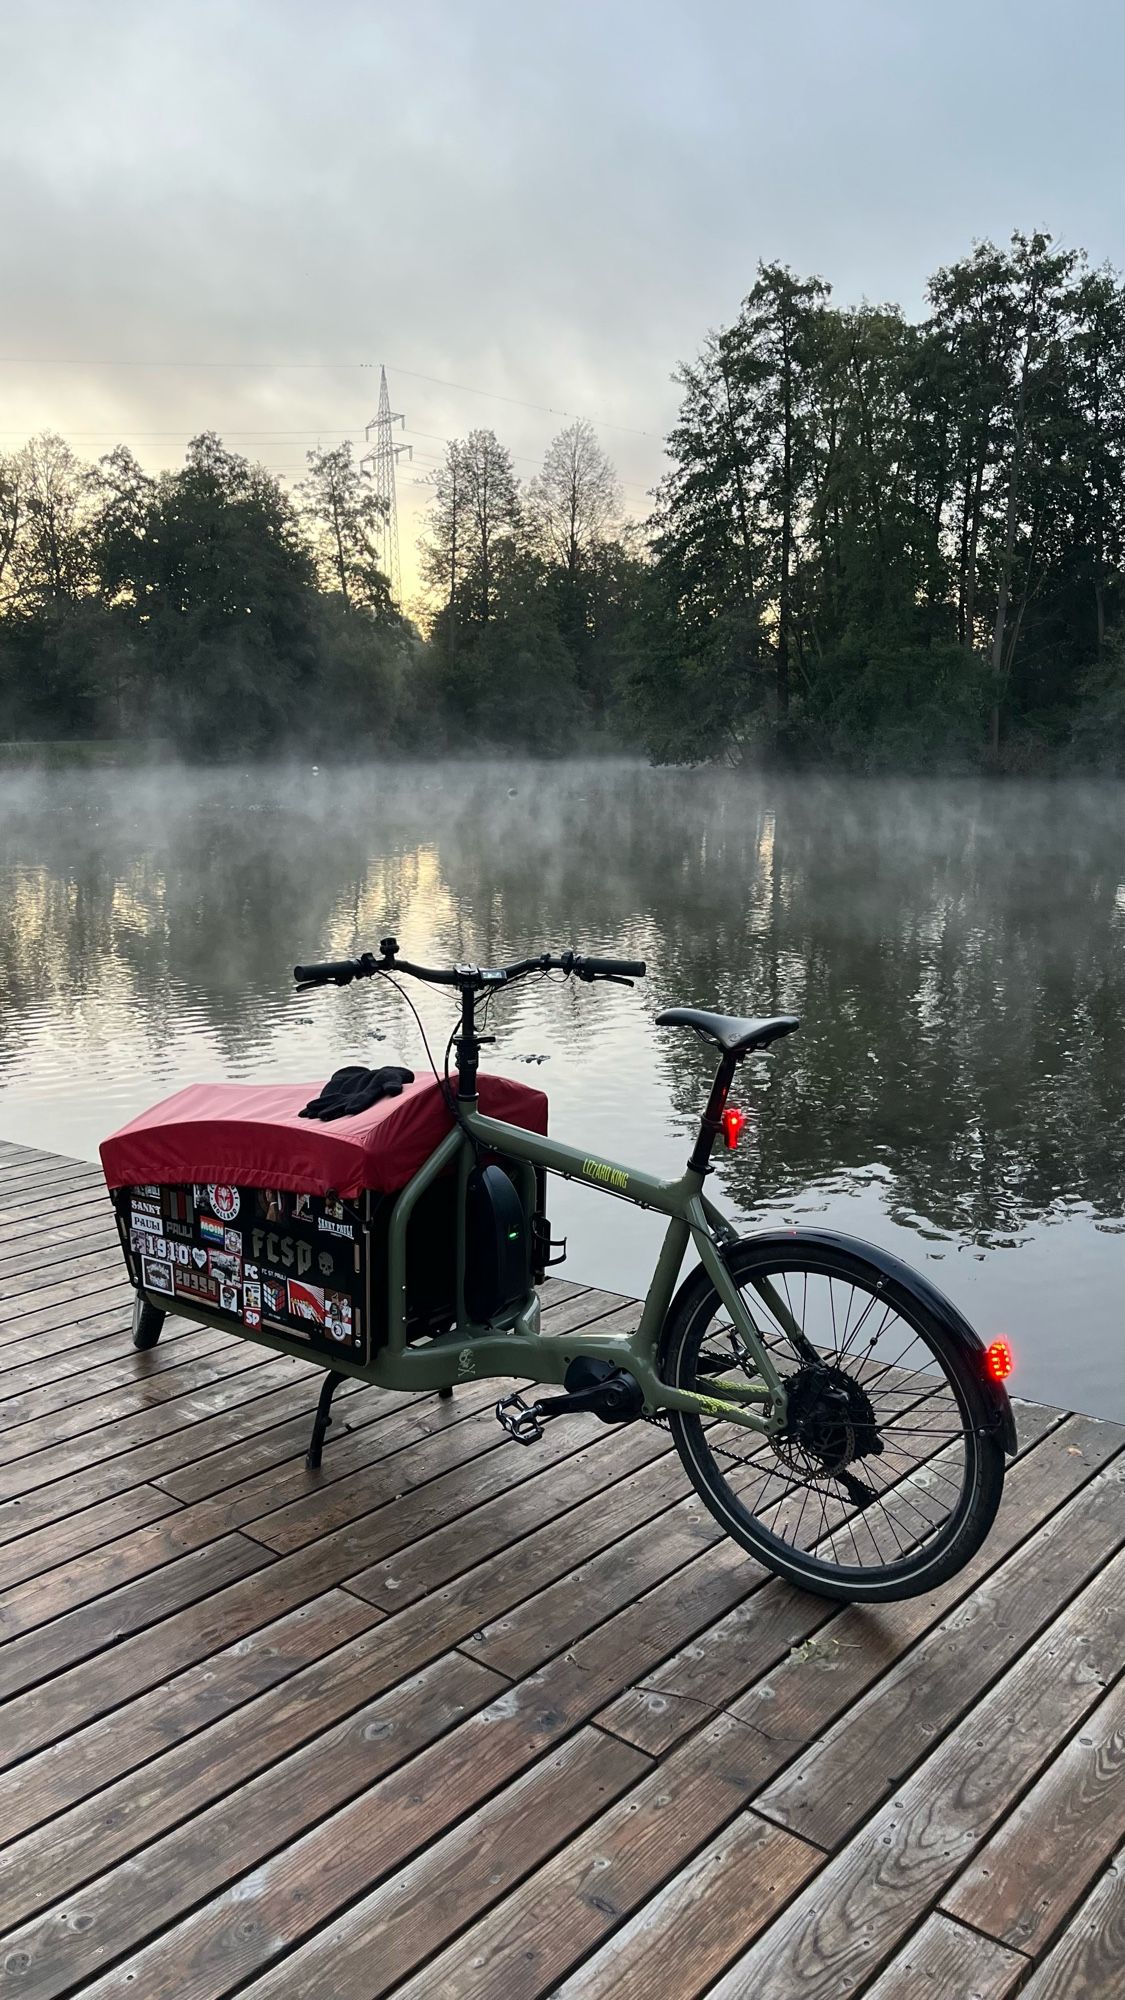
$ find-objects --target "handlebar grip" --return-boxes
[577,956,647,980]
[293,959,360,986]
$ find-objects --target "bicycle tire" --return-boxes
[659,1236,1005,1603]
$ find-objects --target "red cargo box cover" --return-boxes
[100,1074,548,1201]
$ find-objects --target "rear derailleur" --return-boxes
[496,1357,644,1445]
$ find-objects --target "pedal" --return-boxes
[495,1392,544,1445]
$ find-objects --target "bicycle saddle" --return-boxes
[655,1008,800,1056]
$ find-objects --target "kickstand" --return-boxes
[306,1369,345,1471]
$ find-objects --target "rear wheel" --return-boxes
[659,1239,1005,1603]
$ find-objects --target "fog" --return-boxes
[2,758,1123,1415]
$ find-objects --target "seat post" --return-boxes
[688,1051,738,1175]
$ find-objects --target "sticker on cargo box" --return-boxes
[219,1282,241,1315]
[287,1279,325,1326]
[207,1185,240,1222]
[166,1189,192,1223]
[131,1198,161,1218]
[244,1263,259,1282]
[142,1256,174,1296]
[208,1250,241,1283]
[152,1237,172,1261]
[176,1268,218,1305]
[199,1216,225,1247]
[176,1243,190,1265]
[255,1190,283,1223]
[223,1228,242,1255]
[318,1215,354,1240]
[244,1308,261,1329]
[243,1281,261,1311]
[131,1209,164,1236]
[135,1185,162,1200]
[262,1278,286,1317]
[325,1291,353,1343]
[191,1247,208,1269]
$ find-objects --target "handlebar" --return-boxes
[293,941,647,992]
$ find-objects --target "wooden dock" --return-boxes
[0,1133,1122,1999]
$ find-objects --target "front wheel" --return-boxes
[659,1237,1005,1603]
[132,1295,165,1350]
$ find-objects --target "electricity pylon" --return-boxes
[361,366,411,603]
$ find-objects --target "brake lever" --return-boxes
[603,974,635,987]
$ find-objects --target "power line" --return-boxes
[0,354,663,439]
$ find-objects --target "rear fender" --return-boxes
[673,1225,1018,1456]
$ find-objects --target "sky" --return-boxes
[2,0,1123,608]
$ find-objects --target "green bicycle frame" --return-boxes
[130,960,799,1438]
[359,1095,792,1436]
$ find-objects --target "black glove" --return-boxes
[299,1065,415,1121]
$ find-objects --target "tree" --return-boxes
[527,420,620,577]
[420,439,471,664]
[296,443,389,614]
[7,433,94,611]
[421,429,519,643]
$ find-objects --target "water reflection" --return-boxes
[1,763,1123,1412]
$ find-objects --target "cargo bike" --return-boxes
[101,937,1017,1604]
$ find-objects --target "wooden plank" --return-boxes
[0,1275,135,1345]
[700,1550,1125,2000]
[0,1235,126,1299]
[0,1532,275,1700]
[0,1351,315,1501]
[0,1183,112,1227]
[0,1652,505,2000]
[0,1412,658,1765]
[0,1339,280,1461]
[234,1728,653,2000]
[753,1445,1125,1851]
[941,1674,1125,1958]
[379,1480,1125,2000]
[0,1367,340,1548]
[0,1386,504,1632]
[334,1703,789,2000]
[1014,1851,1125,2000]
[0,1433,666,1878]
[1,1206,119,1269]
[596,1403,1089,1755]
[457,1453,803,1683]
[859,1912,1027,1999]
[0,1589,380,1850]
[66,1543,775,1996]
[0,1267,139,1336]
[0,1483,185,1595]
[543,1812,822,2000]
[0,1323,237,1426]
[238,1390,607,1556]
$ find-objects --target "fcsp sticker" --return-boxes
[457,1347,475,1376]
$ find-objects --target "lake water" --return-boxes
[1,760,1122,1419]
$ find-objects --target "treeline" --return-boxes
[6,229,1125,767]
[0,421,643,754]
[641,231,1125,769]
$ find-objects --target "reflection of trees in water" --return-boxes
[1,764,1123,1236]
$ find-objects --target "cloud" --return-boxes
[3,0,1123,601]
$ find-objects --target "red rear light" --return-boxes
[722,1107,746,1150]
[985,1338,1013,1383]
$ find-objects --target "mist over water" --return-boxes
[1,759,1123,1419]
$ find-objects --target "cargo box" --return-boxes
[101,1074,549,1363]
